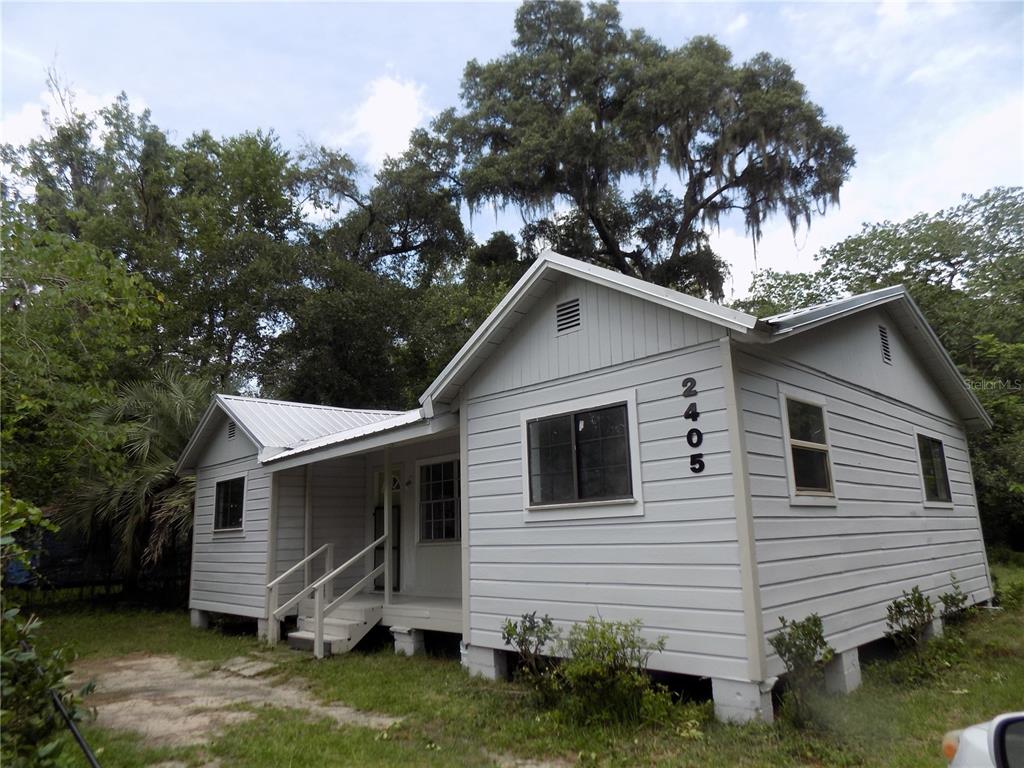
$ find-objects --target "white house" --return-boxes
[176,250,993,723]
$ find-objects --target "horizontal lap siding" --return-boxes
[737,351,990,676]
[190,455,270,618]
[273,468,305,604]
[466,343,748,680]
[310,457,367,592]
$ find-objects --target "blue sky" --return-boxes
[3,1,1022,298]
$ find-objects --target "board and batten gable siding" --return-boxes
[738,314,991,678]
[463,278,750,680]
[189,414,272,619]
[469,272,726,400]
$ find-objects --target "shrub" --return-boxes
[1,490,91,767]
[938,573,972,625]
[501,612,559,704]
[994,575,1024,610]
[502,613,672,724]
[555,618,669,724]
[885,586,934,653]
[768,614,834,727]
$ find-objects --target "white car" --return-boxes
[944,712,1024,767]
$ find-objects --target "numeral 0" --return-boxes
[686,428,703,448]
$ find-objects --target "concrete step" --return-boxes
[296,616,362,637]
[287,630,348,655]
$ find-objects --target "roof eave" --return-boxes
[419,251,758,409]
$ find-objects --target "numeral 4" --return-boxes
[684,402,700,421]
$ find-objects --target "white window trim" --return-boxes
[913,427,955,509]
[519,388,643,522]
[415,453,461,544]
[778,384,838,507]
[213,473,246,533]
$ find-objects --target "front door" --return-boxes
[372,468,401,591]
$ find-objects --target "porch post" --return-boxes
[303,465,313,586]
[383,445,393,606]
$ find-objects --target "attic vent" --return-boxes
[879,325,893,365]
[227,420,237,440]
[555,298,581,334]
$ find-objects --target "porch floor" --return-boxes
[346,593,462,634]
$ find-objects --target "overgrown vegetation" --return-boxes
[0,490,90,767]
[768,613,834,727]
[502,614,671,725]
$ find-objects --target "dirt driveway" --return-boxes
[71,653,399,749]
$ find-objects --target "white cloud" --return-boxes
[1,86,120,147]
[326,75,432,167]
[714,89,1024,300]
[725,13,749,35]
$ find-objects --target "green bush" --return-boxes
[993,574,1024,610]
[555,617,669,725]
[501,612,559,704]
[938,573,972,625]
[768,614,834,727]
[502,614,671,725]
[1,489,91,767]
[885,586,934,653]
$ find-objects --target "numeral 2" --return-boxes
[681,377,697,397]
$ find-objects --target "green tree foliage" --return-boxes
[0,203,159,505]
[69,365,213,583]
[1,489,90,767]
[739,187,1024,548]
[446,0,854,298]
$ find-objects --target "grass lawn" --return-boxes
[38,560,1024,768]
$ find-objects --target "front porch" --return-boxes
[261,420,466,657]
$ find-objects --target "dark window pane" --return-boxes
[527,416,575,504]
[792,447,831,493]
[917,435,951,502]
[788,400,827,444]
[575,405,631,501]
[214,477,244,529]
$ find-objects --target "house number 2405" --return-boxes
[681,377,705,473]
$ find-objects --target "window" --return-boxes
[527,403,632,506]
[214,477,245,530]
[917,434,952,503]
[783,396,833,496]
[419,460,459,542]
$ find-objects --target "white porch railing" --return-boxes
[305,534,386,658]
[265,536,387,657]
[265,543,333,644]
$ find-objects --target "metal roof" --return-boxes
[763,285,908,335]
[175,395,403,472]
[263,409,426,464]
[216,395,402,449]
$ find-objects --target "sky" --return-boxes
[2,1,1022,299]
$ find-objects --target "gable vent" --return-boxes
[227,420,237,440]
[555,298,581,334]
[879,325,893,365]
